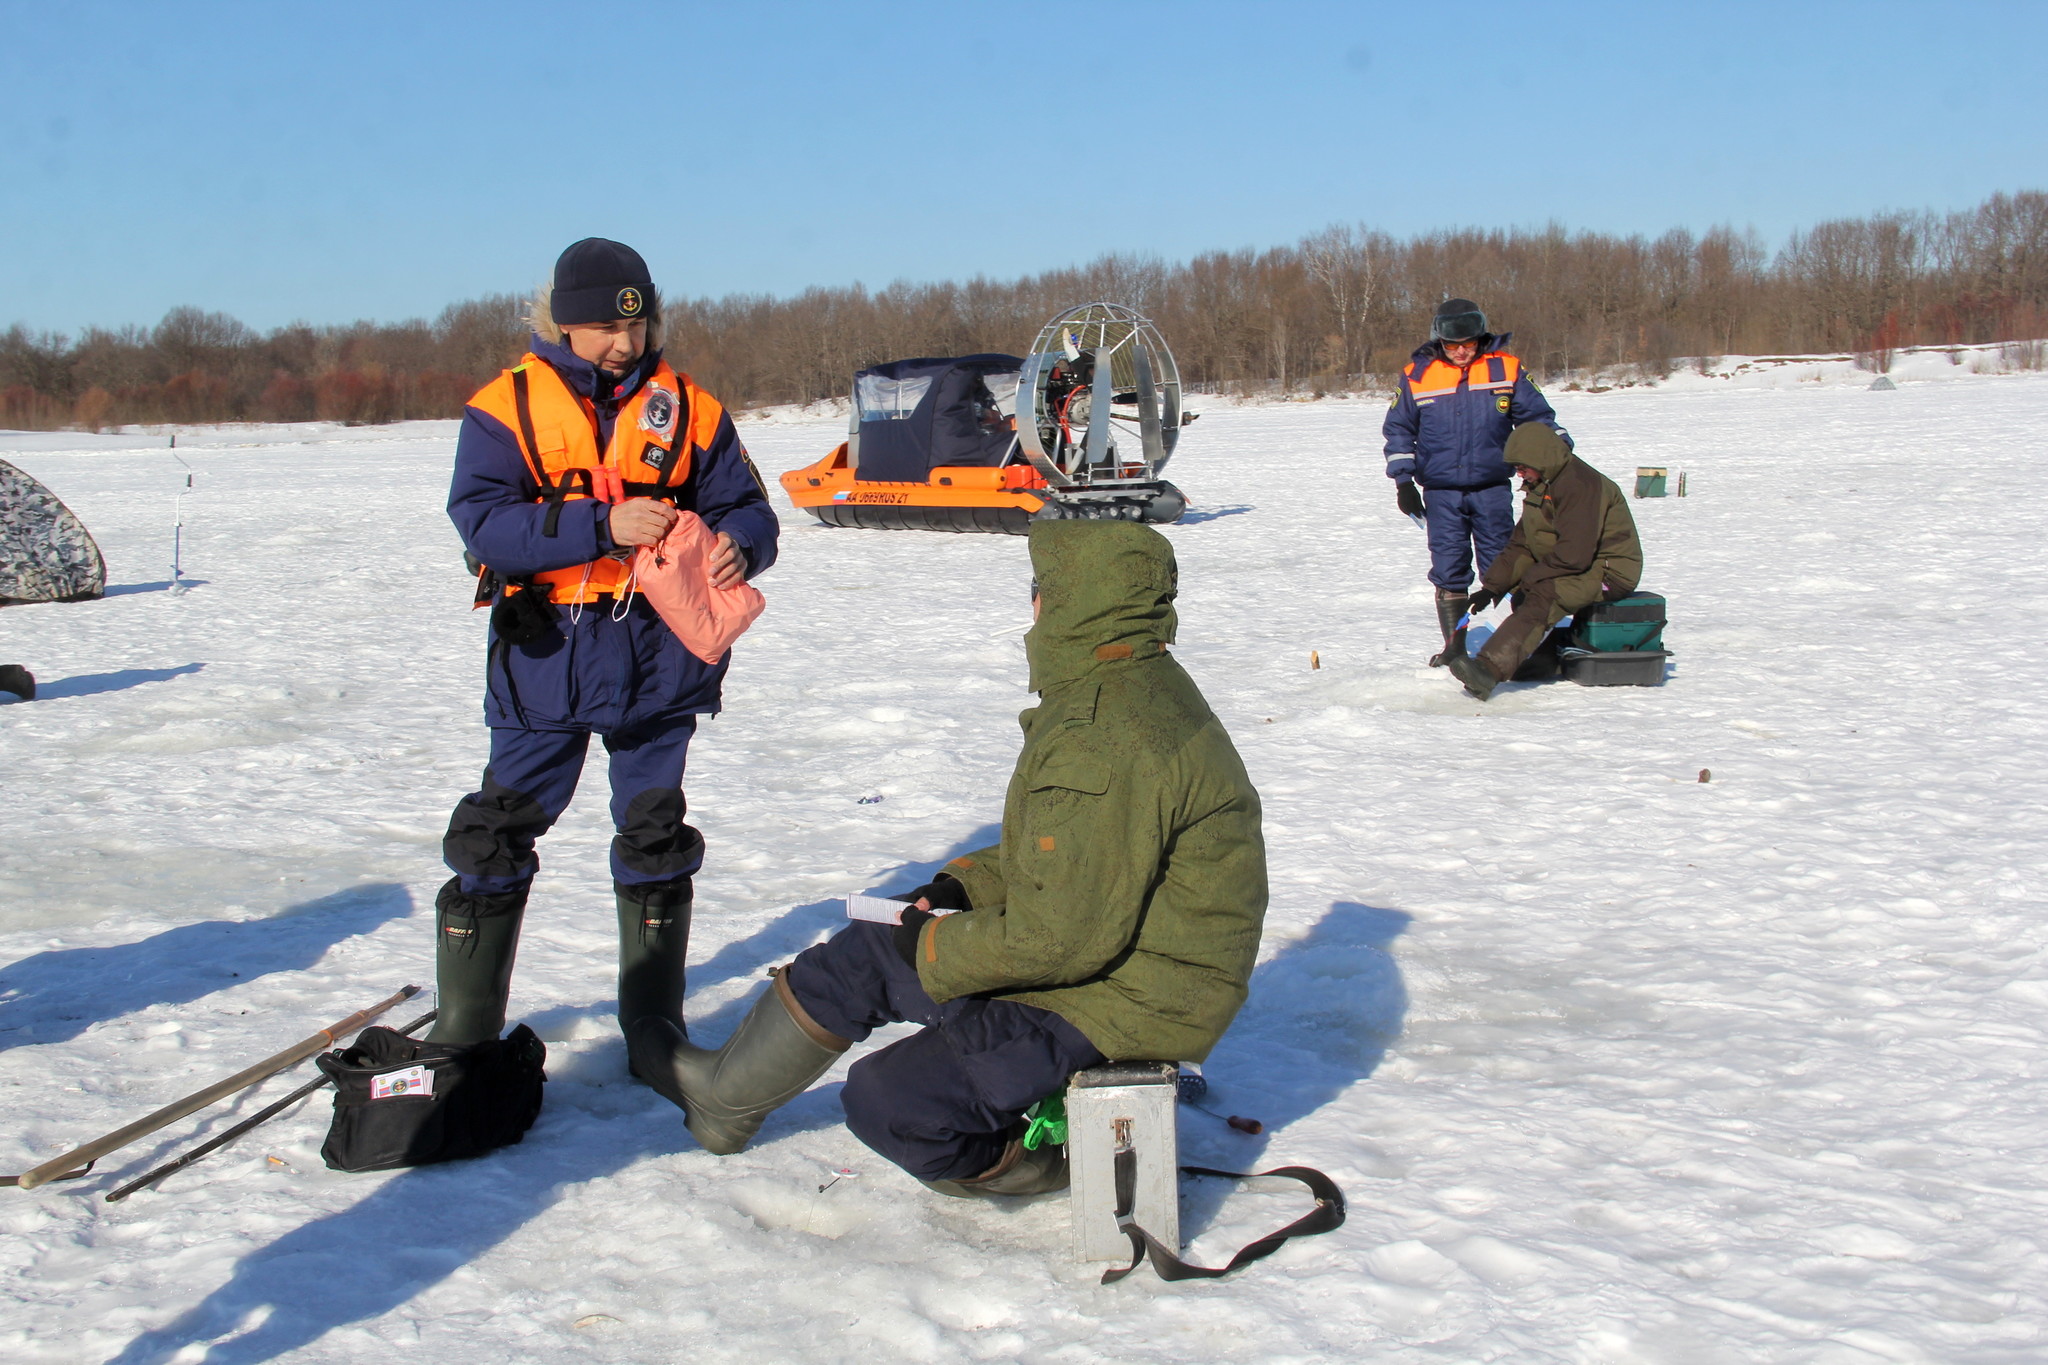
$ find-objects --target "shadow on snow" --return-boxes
[1176,900,1411,1236]
[0,883,412,1056]
[1176,503,1255,525]
[35,662,205,699]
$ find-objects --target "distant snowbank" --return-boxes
[1615,338,2047,394]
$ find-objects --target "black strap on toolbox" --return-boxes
[1100,1150,1347,1284]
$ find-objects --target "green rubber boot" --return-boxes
[627,968,849,1155]
[1429,591,1470,667]
[616,878,692,1042]
[426,876,528,1044]
[923,1139,1071,1199]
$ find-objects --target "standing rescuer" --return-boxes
[629,520,1268,1195]
[432,238,778,1049]
[1447,423,1643,702]
[1383,298,1571,666]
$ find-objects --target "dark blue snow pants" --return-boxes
[784,921,1105,1181]
[443,718,701,895]
[1424,483,1514,592]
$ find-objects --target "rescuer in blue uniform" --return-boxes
[1383,299,1569,666]
[431,238,779,1051]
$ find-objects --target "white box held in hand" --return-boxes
[845,893,962,925]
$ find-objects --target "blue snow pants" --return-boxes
[784,921,1105,1181]
[1424,483,1515,592]
[443,718,701,895]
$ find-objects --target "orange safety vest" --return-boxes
[1403,349,1524,402]
[466,354,726,604]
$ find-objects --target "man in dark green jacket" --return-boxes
[1448,423,1643,701]
[629,519,1268,1195]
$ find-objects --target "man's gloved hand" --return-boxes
[901,875,972,913]
[1466,589,1499,613]
[1396,482,1425,518]
[892,908,934,969]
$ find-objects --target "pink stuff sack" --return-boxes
[631,511,766,664]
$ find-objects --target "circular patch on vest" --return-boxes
[641,388,676,435]
[616,286,644,318]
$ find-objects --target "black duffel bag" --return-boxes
[317,1023,546,1172]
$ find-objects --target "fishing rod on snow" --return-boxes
[7,984,420,1192]
[104,1006,440,1202]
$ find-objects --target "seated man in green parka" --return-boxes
[1449,423,1644,701]
[629,519,1269,1195]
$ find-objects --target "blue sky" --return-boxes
[2,0,2041,334]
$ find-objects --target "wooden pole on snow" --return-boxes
[10,984,419,1191]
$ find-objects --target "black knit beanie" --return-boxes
[551,238,655,325]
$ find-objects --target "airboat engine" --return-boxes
[778,302,1191,534]
[1015,302,1186,524]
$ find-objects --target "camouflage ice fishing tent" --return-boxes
[0,459,105,604]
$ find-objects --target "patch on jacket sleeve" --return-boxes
[738,445,769,498]
[1094,643,1133,661]
[1038,835,1056,851]
[946,856,976,872]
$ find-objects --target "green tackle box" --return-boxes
[1570,592,1666,653]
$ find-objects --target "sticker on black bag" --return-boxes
[316,1023,545,1172]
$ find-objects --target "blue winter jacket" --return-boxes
[1381,333,1569,491]
[448,335,780,732]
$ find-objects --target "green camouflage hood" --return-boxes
[1024,519,1179,692]
[1505,422,1574,481]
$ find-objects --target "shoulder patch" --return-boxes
[737,444,769,498]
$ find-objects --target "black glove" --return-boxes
[892,908,935,968]
[1396,482,1425,518]
[901,875,972,912]
[1466,589,1498,613]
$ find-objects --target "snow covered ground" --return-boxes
[2,364,2045,1364]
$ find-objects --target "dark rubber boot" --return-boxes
[627,968,849,1155]
[923,1139,1071,1199]
[1428,593,1470,667]
[0,665,33,700]
[1446,653,1500,702]
[616,878,692,1042]
[426,876,529,1044]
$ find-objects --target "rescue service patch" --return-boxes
[616,286,644,317]
[639,387,678,438]
[1495,392,1511,414]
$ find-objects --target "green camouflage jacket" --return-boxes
[915,520,1268,1063]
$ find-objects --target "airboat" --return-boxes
[780,302,1191,533]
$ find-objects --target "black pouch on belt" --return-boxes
[316,1024,547,1172]
[490,583,558,647]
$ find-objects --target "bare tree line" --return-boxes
[4,191,2043,431]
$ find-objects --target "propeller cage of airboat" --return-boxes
[1016,302,1182,491]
